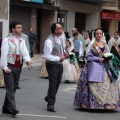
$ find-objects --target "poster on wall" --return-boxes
[22,0,44,4]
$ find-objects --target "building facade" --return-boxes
[0,0,9,40]
[101,0,120,36]
[10,0,59,53]
[56,0,101,35]
[9,0,103,53]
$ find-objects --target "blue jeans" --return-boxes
[30,43,34,57]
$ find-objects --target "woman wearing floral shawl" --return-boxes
[108,31,120,69]
[74,28,120,109]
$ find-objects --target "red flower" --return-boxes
[19,39,22,43]
[9,39,14,43]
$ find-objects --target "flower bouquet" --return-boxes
[69,52,76,63]
[103,53,114,60]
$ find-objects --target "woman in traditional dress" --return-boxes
[74,28,120,109]
[62,40,80,82]
[82,32,90,64]
[108,31,120,68]
[39,56,48,78]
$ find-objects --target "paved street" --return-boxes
[0,54,120,120]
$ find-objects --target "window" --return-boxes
[57,11,67,31]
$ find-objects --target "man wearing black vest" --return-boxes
[44,23,65,112]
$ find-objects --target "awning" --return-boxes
[10,0,60,11]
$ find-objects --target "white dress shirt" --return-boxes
[44,35,64,62]
[1,35,31,70]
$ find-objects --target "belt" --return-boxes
[8,63,21,68]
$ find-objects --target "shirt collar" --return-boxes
[12,35,19,39]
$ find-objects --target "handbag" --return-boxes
[87,61,104,82]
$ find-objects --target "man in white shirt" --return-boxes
[1,21,31,116]
[8,32,30,89]
[44,23,65,112]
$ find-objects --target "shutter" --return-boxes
[10,5,30,34]
[75,12,86,34]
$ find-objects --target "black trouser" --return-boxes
[3,66,21,110]
[75,52,80,65]
[46,62,63,107]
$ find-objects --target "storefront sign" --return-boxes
[101,11,119,20]
[22,0,44,4]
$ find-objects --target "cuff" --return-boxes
[3,66,8,71]
[56,57,60,62]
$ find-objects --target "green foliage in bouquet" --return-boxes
[69,52,77,61]
[111,54,120,74]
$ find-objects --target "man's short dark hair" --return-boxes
[9,21,21,32]
[51,23,57,34]
[73,32,79,37]
[114,31,119,35]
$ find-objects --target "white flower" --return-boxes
[103,53,114,60]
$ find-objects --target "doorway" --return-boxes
[57,11,67,31]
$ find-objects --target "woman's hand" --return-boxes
[99,58,105,62]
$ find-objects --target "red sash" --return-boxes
[8,55,22,68]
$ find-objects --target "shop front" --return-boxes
[10,0,60,53]
[101,11,120,36]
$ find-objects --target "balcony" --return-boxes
[101,0,119,10]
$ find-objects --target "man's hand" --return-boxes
[4,69,12,73]
[60,56,65,62]
[26,61,33,70]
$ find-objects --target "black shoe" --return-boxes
[2,109,12,114]
[47,108,56,112]
[44,96,48,102]
[12,109,19,116]
[17,85,20,89]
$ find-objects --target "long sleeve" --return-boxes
[85,50,100,62]
[79,41,83,56]
[1,38,9,70]
[21,40,31,62]
[43,39,60,62]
